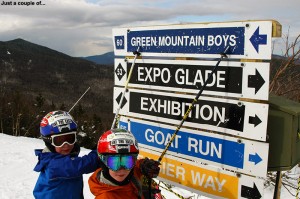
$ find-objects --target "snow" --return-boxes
[0,133,298,199]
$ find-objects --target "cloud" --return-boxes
[0,0,299,56]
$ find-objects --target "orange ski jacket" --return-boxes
[88,160,144,199]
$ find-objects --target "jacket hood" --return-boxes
[33,144,80,172]
[33,149,58,172]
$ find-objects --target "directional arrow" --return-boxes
[116,92,127,109]
[250,27,267,53]
[241,183,262,199]
[249,115,262,127]
[249,153,262,165]
[248,69,265,94]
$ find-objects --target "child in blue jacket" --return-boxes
[33,110,100,199]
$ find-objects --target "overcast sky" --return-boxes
[0,0,299,57]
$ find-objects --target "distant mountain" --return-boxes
[272,54,286,60]
[272,54,300,65]
[82,51,114,65]
[83,52,290,66]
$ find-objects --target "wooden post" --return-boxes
[273,171,282,199]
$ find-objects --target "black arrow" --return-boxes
[249,115,262,127]
[241,183,262,199]
[248,69,265,94]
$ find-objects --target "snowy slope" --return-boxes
[0,133,298,199]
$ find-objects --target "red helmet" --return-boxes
[97,129,139,155]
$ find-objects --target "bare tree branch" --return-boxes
[269,32,300,102]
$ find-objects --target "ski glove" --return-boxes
[140,158,160,178]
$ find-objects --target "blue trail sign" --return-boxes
[113,20,277,59]
[119,116,269,178]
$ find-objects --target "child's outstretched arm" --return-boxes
[46,150,100,180]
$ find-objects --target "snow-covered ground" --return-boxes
[0,133,298,199]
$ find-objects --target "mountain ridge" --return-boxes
[0,38,114,141]
[81,51,114,65]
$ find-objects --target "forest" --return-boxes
[0,38,114,149]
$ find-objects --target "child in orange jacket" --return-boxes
[88,128,161,199]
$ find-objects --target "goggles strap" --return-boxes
[42,136,52,143]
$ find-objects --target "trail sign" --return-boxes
[119,116,269,178]
[113,20,279,60]
[137,148,265,199]
[113,87,269,141]
[114,58,270,100]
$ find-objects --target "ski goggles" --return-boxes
[100,154,138,171]
[50,132,77,147]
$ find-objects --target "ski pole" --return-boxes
[296,174,300,199]
[157,46,230,163]
[111,47,141,129]
[68,87,91,113]
[25,87,90,136]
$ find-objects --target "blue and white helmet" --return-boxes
[40,110,77,137]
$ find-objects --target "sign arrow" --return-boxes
[241,183,262,199]
[248,69,265,94]
[249,153,262,165]
[116,92,127,109]
[250,27,267,53]
[249,115,262,127]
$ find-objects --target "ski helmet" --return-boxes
[97,128,139,155]
[40,110,77,137]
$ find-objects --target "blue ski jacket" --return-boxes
[33,146,99,199]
